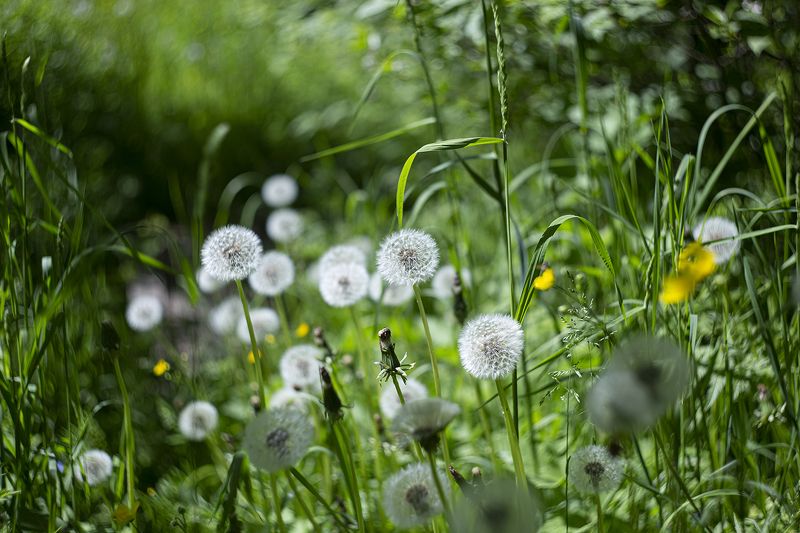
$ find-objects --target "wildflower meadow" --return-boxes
[2,1,799,531]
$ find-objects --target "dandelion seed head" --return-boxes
[269,387,312,413]
[209,297,242,335]
[692,216,740,264]
[248,251,295,296]
[197,266,226,293]
[392,398,460,450]
[379,379,428,420]
[125,294,164,332]
[178,401,219,441]
[458,314,524,380]
[431,265,472,300]
[75,449,113,486]
[383,463,449,529]
[369,272,414,307]
[319,244,367,271]
[586,371,659,434]
[280,344,324,393]
[236,307,280,343]
[568,445,625,494]
[261,174,298,207]
[266,208,303,243]
[243,406,314,472]
[201,225,263,281]
[377,229,439,286]
[319,262,369,307]
[450,478,542,533]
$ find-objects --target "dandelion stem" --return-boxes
[412,285,440,397]
[331,421,365,533]
[390,375,424,460]
[426,449,451,516]
[595,494,604,532]
[236,279,267,408]
[495,378,528,496]
[289,467,350,530]
[269,473,288,533]
[285,470,319,530]
[274,293,292,345]
[111,358,136,510]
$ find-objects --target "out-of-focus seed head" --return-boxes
[392,397,460,451]
[383,463,450,529]
[261,174,298,207]
[369,272,414,306]
[201,225,263,281]
[209,297,242,336]
[432,264,472,300]
[248,251,295,296]
[319,244,367,271]
[586,371,658,434]
[266,208,303,243]
[458,314,524,380]
[269,387,312,413]
[568,445,625,494]
[243,407,314,472]
[379,379,429,421]
[178,401,219,441]
[319,262,369,307]
[197,266,226,293]
[692,216,740,264]
[75,449,113,487]
[377,229,440,286]
[236,307,280,343]
[125,294,164,332]
[280,344,324,393]
[449,477,542,533]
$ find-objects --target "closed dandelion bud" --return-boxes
[453,273,468,325]
[380,378,429,420]
[369,272,414,306]
[392,398,460,452]
[458,314,524,380]
[383,463,450,529]
[313,326,335,360]
[261,174,298,208]
[266,208,303,243]
[320,367,343,420]
[320,244,367,271]
[243,407,314,472]
[248,251,295,296]
[201,225,263,282]
[280,344,324,393]
[319,262,369,307]
[236,307,280,343]
[448,465,469,492]
[432,264,472,300]
[692,216,740,264]
[449,478,542,533]
[377,229,440,286]
[178,401,219,441]
[126,294,164,332]
[75,449,113,487]
[209,297,242,335]
[568,445,625,494]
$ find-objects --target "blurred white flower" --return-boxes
[269,387,312,413]
[280,344,324,393]
[236,307,280,343]
[41,256,53,275]
[266,208,303,243]
[261,174,298,207]
[383,463,449,529]
[568,445,625,494]
[458,314,524,380]
[379,378,428,420]
[377,229,439,286]
[243,407,314,472]
[319,262,369,307]
[197,265,226,293]
[75,449,113,486]
[369,272,414,307]
[431,264,471,300]
[209,297,242,335]
[248,251,295,296]
[125,294,164,332]
[319,244,367,271]
[178,401,219,441]
[692,216,739,264]
[586,371,657,434]
[201,225,263,281]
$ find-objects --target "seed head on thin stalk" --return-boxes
[248,251,295,296]
[243,406,314,473]
[449,477,543,533]
[383,463,450,529]
[75,449,113,487]
[125,294,163,332]
[280,344,324,393]
[201,225,263,281]
[458,314,524,380]
[178,401,219,441]
[261,174,298,207]
[319,262,369,307]
[266,208,303,243]
[568,445,625,494]
[377,229,439,286]
[319,244,367,271]
[208,296,242,336]
[392,398,460,453]
[320,367,344,421]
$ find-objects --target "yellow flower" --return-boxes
[266,334,277,345]
[295,322,310,338]
[153,359,170,377]
[248,351,258,364]
[659,274,696,304]
[677,242,716,282]
[533,267,555,291]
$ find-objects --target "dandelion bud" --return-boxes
[377,229,440,286]
[568,445,625,494]
[178,401,219,441]
[470,466,482,481]
[320,367,343,420]
[458,314,524,380]
[314,326,335,360]
[75,449,113,486]
[243,407,314,473]
[448,465,469,492]
[261,174,298,208]
[453,273,468,325]
[266,208,303,243]
[249,394,262,413]
[383,463,450,529]
[201,225,263,281]
[692,216,740,264]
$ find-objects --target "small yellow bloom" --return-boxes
[266,334,277,345]
[248,351,258,364]
[533,267,555,291]
[147,487,157,496]
[153,359,170,377]
[295,322,310,338]
[677,242,716,282]
[659,274,696,304]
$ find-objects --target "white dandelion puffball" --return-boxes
[266,208,303,243]
[75,449,113,486]
[243,406,314,472]
[125,294,164,332]
[269,387,311,413]
[261,174,298,207]
[236,307,280,343]
[377,229,440,286]
[280,344,324,392]
[248,251,295,296]
[197,266,226,293]
[692,216,740,264]
[369,272,414,307]
[209,297,242,335]
[450,478,542,533]
[458,314,524,380]
[379,379,429,420]
[392,398,460,451]
[568,445,625,494]
[178,401,219,441]
[586,371,658,434]
[201,225,263,281]
[319,262,369,307]
[383,463,450,529]
[319,244,367,271]
[431,264,472,300]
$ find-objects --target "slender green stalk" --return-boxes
[112,358,136,509]
[331,422,365,533]
[285,471,319,530]
[426,449,450,516]
[289,468,349,530]
[495,379,528,496]
[413,285,441,396]
[390,375,423,460]
[235,279,267,408]
[269,473,288,533]
[595,494,604,532]
[274,294,292,345]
